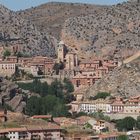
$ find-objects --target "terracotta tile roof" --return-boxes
[31,115,52,119]
[0,124,62,134]
[0,61,16,64]
[43,123,61,130]
[99,133,119,138]
[0,128,27,133]
[97,66,108,70]
[26,126,42,131]
[6,56,17,59]
[80,59,101,64]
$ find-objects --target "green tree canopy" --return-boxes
[63,78,74,93]
[136,116,140,130]
[53,62,65,75]
[18,78,75,117]
[3,50,11,57]
[26,95,70,117]
[117,135,128,140]
[91,92,110,100]
[116,117,136,131]
[16,51,23,58]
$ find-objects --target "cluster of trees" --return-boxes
[117,135,128,140]
[26,95,71,117]
[115,116,140,131]
[91,111,110,122]
[18,78,75,117]
[90,92,110,100]
[53,62,65,75]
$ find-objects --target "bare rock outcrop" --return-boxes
[0,78,28,112]
[0,4,57,57]
[18,2,105,40]
[62,1,140,59]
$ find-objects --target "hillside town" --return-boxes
[0,0,140,140]
[0,41,120,87]
[0,41,140,140]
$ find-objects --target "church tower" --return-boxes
[58,41,65,62]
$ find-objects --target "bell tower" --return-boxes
[58,41,65,62]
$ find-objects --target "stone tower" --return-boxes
[65,52,78,70]
[58,41,65,62]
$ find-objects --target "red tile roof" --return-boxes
[31,115,52,119]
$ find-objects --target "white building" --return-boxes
[0,61,16,77]
[80,102,96,113]
[88,119,106,133]
[79,100,112,114]
[6,128,28,140]
[0,125,63,140]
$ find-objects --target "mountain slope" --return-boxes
[18,2,106,40]
[86,54,140,99]
[62,1,140,59]
[123,51,140,64]
[0,5,57,57]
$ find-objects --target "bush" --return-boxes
[63,78,74,93]
[3,50,11,58]
[91,92,110,100]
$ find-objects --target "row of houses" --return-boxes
[71,96,140,114]
[71,59,119,88]
[0,41,120,89]
[57,41,120,88]
[0,56,55,77]
[0,124,63,140]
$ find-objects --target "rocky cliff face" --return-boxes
[0,5,57,57]
[62,1,140,59]
[86,56,140,99]
[18,2,105,40]
[0,78,31,112]
[18,1,140,60]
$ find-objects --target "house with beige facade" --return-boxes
[0,61,16,77]
[0,124,63,140]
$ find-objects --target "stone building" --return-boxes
[57,41,66,62]
[0,124,63,140]
[0,61,16,77]
[57,41,78,78]
[71,58,118,88]
[65,52,78,70]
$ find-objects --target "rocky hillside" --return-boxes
[0,78,36,112]
[62,1,140,59]
[86,53,140,99]
[0,5,57,57]
[18,2,105,40]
